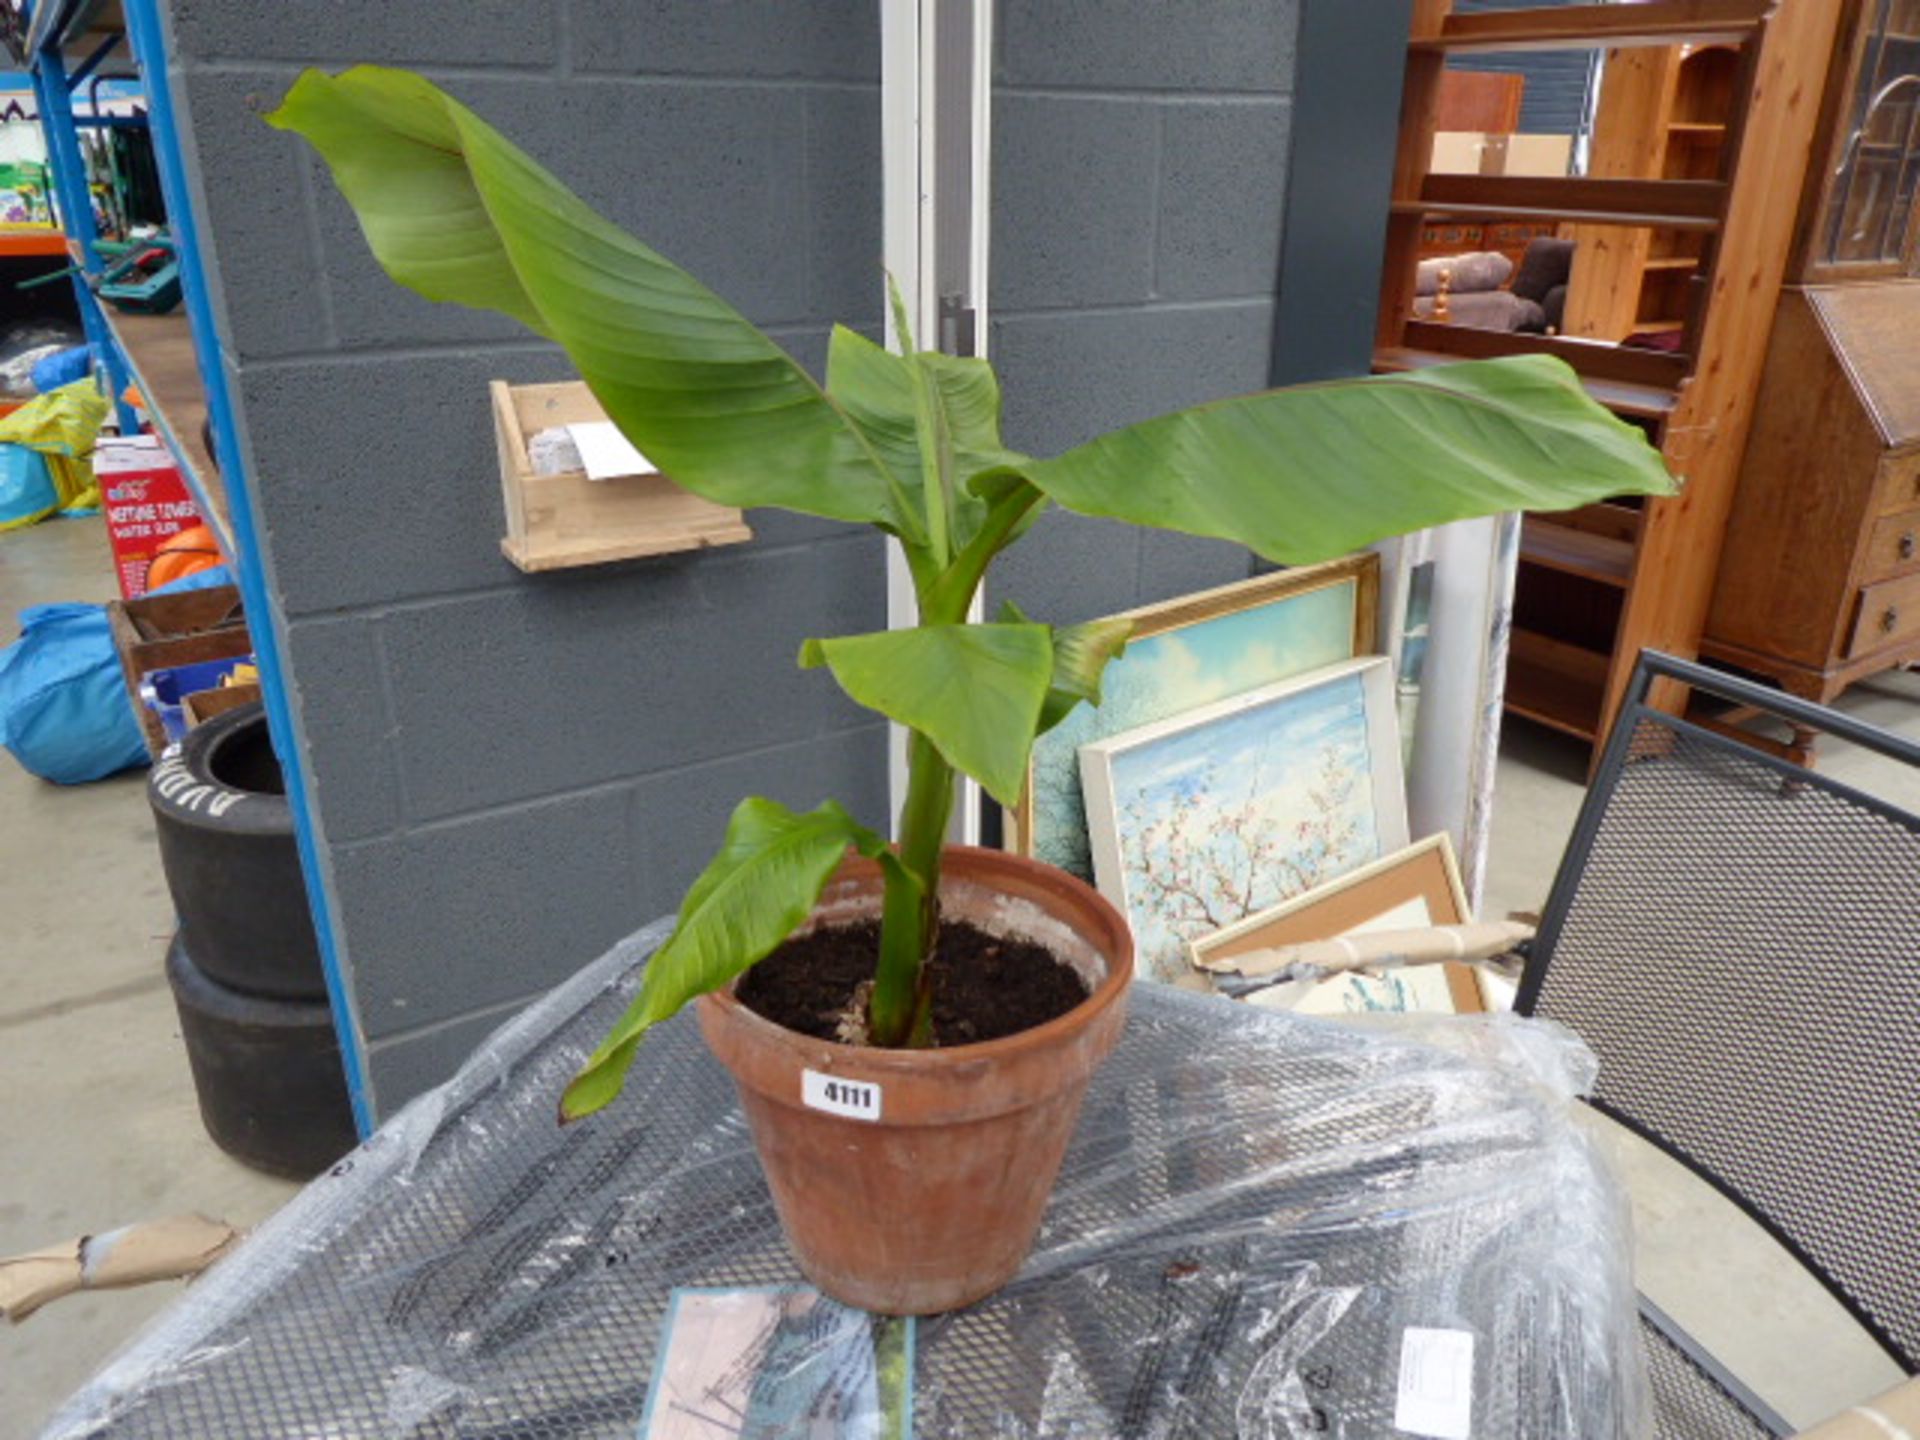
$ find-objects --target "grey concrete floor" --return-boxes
[0,517,298,1440]
[2,513,1916,1434]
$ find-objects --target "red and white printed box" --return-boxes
[96,435,201,600]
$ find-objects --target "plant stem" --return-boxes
[869,730,953,1046]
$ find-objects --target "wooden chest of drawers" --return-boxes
[1705,283,1920,705]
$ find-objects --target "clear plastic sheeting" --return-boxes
[41,920,1649,1438]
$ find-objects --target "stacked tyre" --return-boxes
[150,703,357,1178]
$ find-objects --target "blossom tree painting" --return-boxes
[1080,659,1403,982]
[1027,569,1364,880]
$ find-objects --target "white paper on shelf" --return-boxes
[564,421,656,481]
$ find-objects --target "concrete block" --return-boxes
[239,348,577,617]
[627,724,890,921]
[1157,100,1292,301]
[309,77,815,346]
[365,996,541,1115]
[991,300,1277,457]
[571,0,879,81]
[167,0,556,67]
[745,505,871,549]
[380,535,887,820]
[337,786,638,1039]
[805,87,885,328]
[988,510,1142,630]
[772,324,835,382]
[998,0,1300,93]
[1137,530,1254,606]
[359,722,888,1108]
[633,725,894,917]
[173,70,330,360]
[281,617,399,844]
[991,96,1157,313]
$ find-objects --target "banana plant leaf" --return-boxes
[270,65,1677,580]
[560,797,905,1120]
[272,63,1682,1109]
[267,67,928,551]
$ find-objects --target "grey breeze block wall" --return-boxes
[985,0,1411,625]
[986,0,1304,628]
[159,0,1411,1115]
[159,0,892,1116]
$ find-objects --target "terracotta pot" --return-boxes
[697,844,1133,1315]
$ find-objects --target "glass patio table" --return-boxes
[42,918,1646,1439]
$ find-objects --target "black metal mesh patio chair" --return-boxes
[1515,651,1920,1439]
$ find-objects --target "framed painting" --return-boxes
[1012,553,1378,883]
[1078,655,1408,984]
[639,1286,912,1439]
[1188,833,1483,1015]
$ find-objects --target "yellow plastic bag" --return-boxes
[0,378,111,524]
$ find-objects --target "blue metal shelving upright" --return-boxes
[22,0,376,1135]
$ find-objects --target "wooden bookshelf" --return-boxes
[1562,44,1741,344]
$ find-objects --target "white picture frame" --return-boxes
[1371,514,1521,914]
[1011,555,1378,880]
[1078,655,1409,983]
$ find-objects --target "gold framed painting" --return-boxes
[1186,832,1484,1016]
[1009,552,1379,883]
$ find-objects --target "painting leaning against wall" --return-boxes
[1015,555,1377,882]
[1079,655,1409,983]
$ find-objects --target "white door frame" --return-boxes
[880,0,993,839]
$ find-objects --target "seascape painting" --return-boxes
[1023,562,1369,882]
[1080,656,1407,983]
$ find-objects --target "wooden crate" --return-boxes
[119,584,244,642]
[183,681,263,730]
[105,585,252,756]
[490,381,753,572]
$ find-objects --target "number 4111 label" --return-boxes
[802,1069,883,1121]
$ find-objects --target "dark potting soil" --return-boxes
[736,918,1089,1047]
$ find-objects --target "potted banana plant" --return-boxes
[271,67,1675,1316]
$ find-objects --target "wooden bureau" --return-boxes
[1705,282,1920,712]
[1697,0,1920,753]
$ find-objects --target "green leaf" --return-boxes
[560,797,877,1120]
[997,600,1134,734]
[826,327,1028,555]
[825,326,923,498]
[1015,354,1675,563]
[799,624,1053,807]
[1043,617,1134,734]
[267,67,923,543]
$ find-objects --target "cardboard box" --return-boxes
[96,434,202,600]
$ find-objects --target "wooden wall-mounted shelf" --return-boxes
[490,381,753,573]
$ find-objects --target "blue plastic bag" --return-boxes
[30,344,92,395]
[0,443,59,530]
[0,603,149,783]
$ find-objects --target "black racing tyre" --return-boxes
[149,702,326,1001]
[165,934,357,1180]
